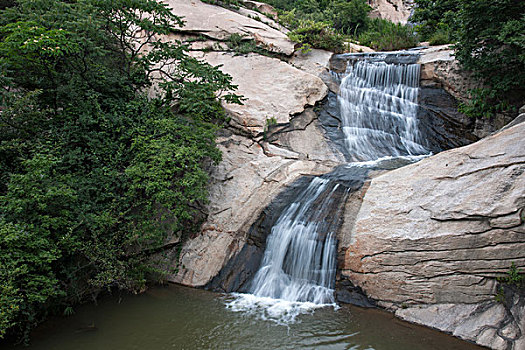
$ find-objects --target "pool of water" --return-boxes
[5,285,483,350]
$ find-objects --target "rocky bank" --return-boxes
[165,0,343,287]
[162,1,524,349]
[341,120,525,349]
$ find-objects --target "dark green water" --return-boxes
[5,285,483,350]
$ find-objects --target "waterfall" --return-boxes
[249,177,339,304]
[227,54,429,322]
[339,60,428,161]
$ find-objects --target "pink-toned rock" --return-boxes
[341,121,525,349]
[165,0,295,55]
[192,52,328,136]
[369,0,414,24]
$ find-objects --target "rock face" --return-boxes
[341,121,525,349]
[166,0,295,55]
[419,45,514,138]
[190,52,328,136]
[369,0,415,24]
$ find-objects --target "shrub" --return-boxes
[325,0,371,35]
[288,20,344,52]
[358,18,419,51]
[428,27,453,45]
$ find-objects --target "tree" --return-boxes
[326,0,371,35]
[412,0,459,43]
[0,0,240,342]
[454,0,525,117]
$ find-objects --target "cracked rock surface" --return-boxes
[165,0,294,55]
[342,121,525,349]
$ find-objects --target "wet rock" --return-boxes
[417,86,478,151]
[205,176,313,292]
[418,45,514,138]
[336,278,377,308]
[168,130,338,287]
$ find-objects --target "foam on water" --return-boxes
[225,293,337,325]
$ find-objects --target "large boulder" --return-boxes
[369,0,415,24]
[165,0,295,55]
[191,52,328,136]
[341,121,525,349]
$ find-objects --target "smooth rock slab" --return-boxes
[342,121,525,349]
[165,0,295,55]
[192,52,328,136]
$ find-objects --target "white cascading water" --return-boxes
[339,60,427,161]
[227,55,429,323]
[249,177,338,304]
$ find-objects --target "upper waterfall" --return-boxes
[338,58,428,161]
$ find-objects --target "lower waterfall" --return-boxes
[249,177,339,305]
[227,53,430,323]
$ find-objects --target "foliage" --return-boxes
[359,18,419,51]
[225,33,262,55]
[288,20,344,53]
[497,263,524,287]
[265,0,416,52]
[412,0,458,43]
[325,0,371,35]
[495,263,524,305]
[414,0,525,118]
[299,43,312,54]
[454,0,525,118]
[0,0,240,342]
[201,0,242,10]
[428,25,453,46]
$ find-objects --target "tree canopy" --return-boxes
[0,0,240,342]
[414,0,525,117]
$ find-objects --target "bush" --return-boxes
[0,0,240,342]
[358,18,419,51]
[412,0,458,42]
[288,20,344,52]
[428,26,453,45]
[325,0,371,35]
